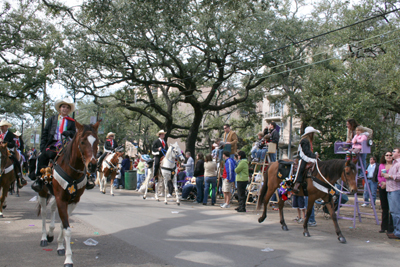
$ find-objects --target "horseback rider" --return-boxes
[97,132,119,170]
[293,126,320,194]
[13,130,24,153]
[31,97,95,192]
[152,130,168,181]
[0,120,28,188]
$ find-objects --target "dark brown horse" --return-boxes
[0,143,16,217]
[257,158,357,243]
[37,121,100,267]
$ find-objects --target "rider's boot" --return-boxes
[31,177,44,192]
[85,175,95,190]
[17,173,27,189]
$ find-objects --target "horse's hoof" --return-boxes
[40,240,48,247]
[282,225,289,231]
[143,196,146,199]
[165,202,168,205]
[47,235,54,243]
[338,236,346,243]
[64,263,73,267]
[111,194,114,196]
[102,191,105,194]
[57,249,65,256]
[258,217,265,223]
[177,202,180,206]
[303,232,310,237]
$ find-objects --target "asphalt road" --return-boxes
[1,181,400,267]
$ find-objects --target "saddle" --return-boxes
[277,160,295,180]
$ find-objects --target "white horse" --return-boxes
[158,142,185,205]
[97,152,124,196]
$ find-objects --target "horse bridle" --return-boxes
[67,133,96,175]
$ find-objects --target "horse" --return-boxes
[36,121,100,267]
[257,158,357,243]
[97,151,124,196]
[141,159,154,199]
[158,142,185,205]
[8,146,26,196]
[0,143,16,217]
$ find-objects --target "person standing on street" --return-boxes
[235,151,249,212]
[362,156,378,207]
[377,152,394,233]
[181,151,194,177]
[220,151,236,208]
[382,147,400,239]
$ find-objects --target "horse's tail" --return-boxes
[256,168,269,211]
[36,194,51,216]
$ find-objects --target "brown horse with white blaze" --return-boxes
[36,121,100,267]
[0,143,16,217]
[257,158,357,243]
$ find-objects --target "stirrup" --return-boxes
[86,181,95,190]
[31,178,43,192]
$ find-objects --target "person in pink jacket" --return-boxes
[349,126,368,153]
[377,152,394,233]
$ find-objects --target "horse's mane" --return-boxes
[164,144,173,159]
[62,124,96,163]
[314,159,355,182]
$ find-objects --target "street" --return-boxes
[1,181,399,267]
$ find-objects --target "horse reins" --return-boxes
[315,161,349,194]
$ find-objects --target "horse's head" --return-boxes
[113,152,124,166]
[342,158,358,194]
[75,121,100,173]
[170,142,185,163]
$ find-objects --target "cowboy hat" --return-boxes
[301,126,321,137]
[0,120,12,127]
[106,132,116,138]
[157,130,167,136]
[14,130,22,136]
[54,97,75,113]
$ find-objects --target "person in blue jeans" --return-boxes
[203,154,218,205]
[194,152,205,203]
[362,156,378,207]
[304,196,317,226]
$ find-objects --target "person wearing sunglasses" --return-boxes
[377,152,394,233]
[381,148,400,239]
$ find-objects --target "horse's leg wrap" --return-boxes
[39,196,48,246]
[173,174,180,205]
[48,198,57,242]
[278,198,288,231]
[63,227,73,265]
[57,223,65,253]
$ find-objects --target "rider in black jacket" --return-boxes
[0,120,27,188]
[293,126,320,193]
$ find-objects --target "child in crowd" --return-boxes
[251,132,269,162]
[292,195,306,223]
[349,126,368,154]
[211,138,223,162]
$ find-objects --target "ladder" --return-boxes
[246,152,271,205]
[336,153,379,228]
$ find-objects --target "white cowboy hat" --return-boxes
[14,130,22,136]
[106,132,116,138]
[157,130,167,136]
[54,97,75,114]
[301,126,321,137]
[0,120,12,127]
